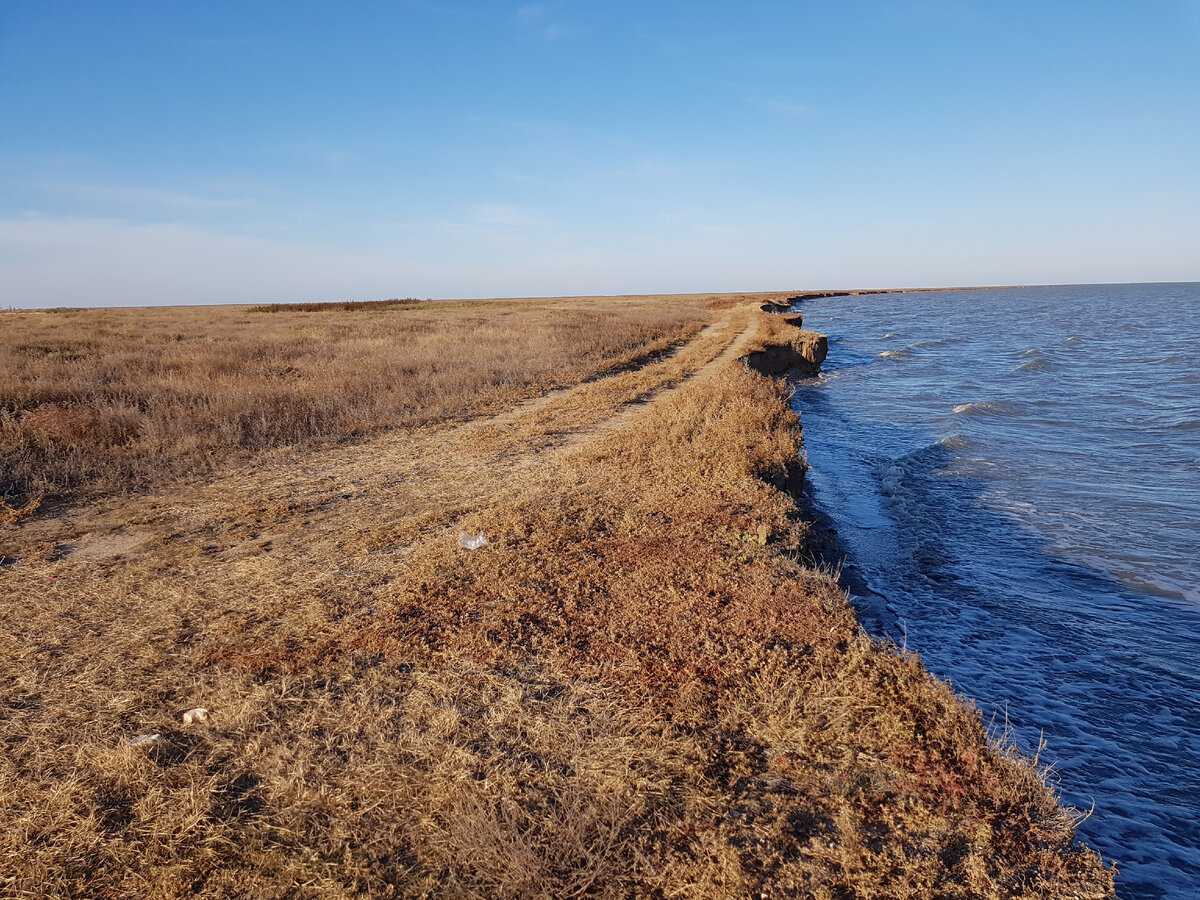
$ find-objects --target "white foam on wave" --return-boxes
[952,400,1021,416]
[878,461,905,498]
[983,493,1037,517]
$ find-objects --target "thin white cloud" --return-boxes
[1183,0,1200,32]
[515,3,545,21]
[464,203,545,228]
[0,216,418,307]
[543,22,574,40]
[37,181,253,213]
[749,97,811,118]
[4,210,1196,309]
[515,2,578,41]
[495,169,549,186]
[281,139,364,171]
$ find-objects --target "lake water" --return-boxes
[790,283,1200,898]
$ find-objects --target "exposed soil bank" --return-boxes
[743,312,829,377]
[762,291,852,313]
[743,316,896,622]
[743,333,828,377]
[761,289,909,314]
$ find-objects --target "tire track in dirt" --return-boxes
[477,316,728,431]
[566,306,758,444]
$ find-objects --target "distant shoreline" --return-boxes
[7,280,1200,312]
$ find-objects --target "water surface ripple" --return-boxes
[791,283,1200,898]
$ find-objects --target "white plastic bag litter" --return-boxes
[128,733,161,747]
[458,532,488,550]
[181,707,209,725]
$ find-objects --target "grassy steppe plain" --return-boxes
[1,296,714,508]
[1,295,1113,896]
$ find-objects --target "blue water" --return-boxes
[790,283,1200,898]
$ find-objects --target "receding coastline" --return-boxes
[0,294,1113,895]
[777,282,1200,894]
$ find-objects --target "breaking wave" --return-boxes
[951,400,1023,417]
[938,433,970,450]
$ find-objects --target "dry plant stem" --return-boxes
[0,299,1114,897]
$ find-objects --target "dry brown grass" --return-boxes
[0,295,717,506]
[0,302,1114,896]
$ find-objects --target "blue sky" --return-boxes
[3,1,1198,306]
